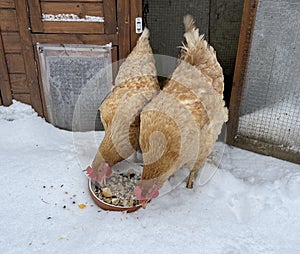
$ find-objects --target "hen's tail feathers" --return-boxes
[181,15,206,64]
[183,14,196,32]
[181,14,224,95]
[140,27,150,40]
[133,27,151,54]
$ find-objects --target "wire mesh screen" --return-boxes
[37,44,113,131]
[143,0,244,105]
[209,0,244,77]
[236,0,300,158]
[143,0,210,58]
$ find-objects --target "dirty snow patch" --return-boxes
[0,100,37,121]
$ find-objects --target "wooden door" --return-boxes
[0,0,142,115]
[0,2,19,105]
[0,25,13,106]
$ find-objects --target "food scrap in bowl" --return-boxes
[90,172,141,208]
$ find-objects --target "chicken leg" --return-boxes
[186,160,205,189]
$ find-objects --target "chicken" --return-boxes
[135,15,228,205]
[86,28,159,183]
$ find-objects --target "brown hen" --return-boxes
[88,28,159,182]
[135,15,228,205]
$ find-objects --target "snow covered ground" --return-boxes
[0,101,300,254]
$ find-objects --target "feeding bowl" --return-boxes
[88,173,142,213]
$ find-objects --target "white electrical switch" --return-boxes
[135,17,143,34]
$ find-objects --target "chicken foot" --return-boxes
[186,161,205,189]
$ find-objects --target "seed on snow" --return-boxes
[78,204,86,209]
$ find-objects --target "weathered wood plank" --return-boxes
[226,0,258,144]
[117,0,130,60]
[32,33,118,45]
[111,46,118,81]
[233,136,300,165]
[0,10,19,32]
[130,0,142,49]
[1,32,22,53]
[111,46,118,63]
[10,74,29,94]
[6,53,25,74]
[41,2,103,17]
[15,0,44,115]
[28,0,105,33]
[40,0,103,2]
[42,22,104,34]
[103,0,117,34]
[0,31,12,105]
[12,93,31,105]
[27,0,44,32]
[0,0,15,9]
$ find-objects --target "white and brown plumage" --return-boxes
[135,15,228,205]
[87,28,159,182]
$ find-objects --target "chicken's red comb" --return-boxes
[134,185,143,201]
[86,166,97,180]
[134,184,159,201]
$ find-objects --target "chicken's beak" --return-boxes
[99,176,106,186]
[141,199,150,209]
